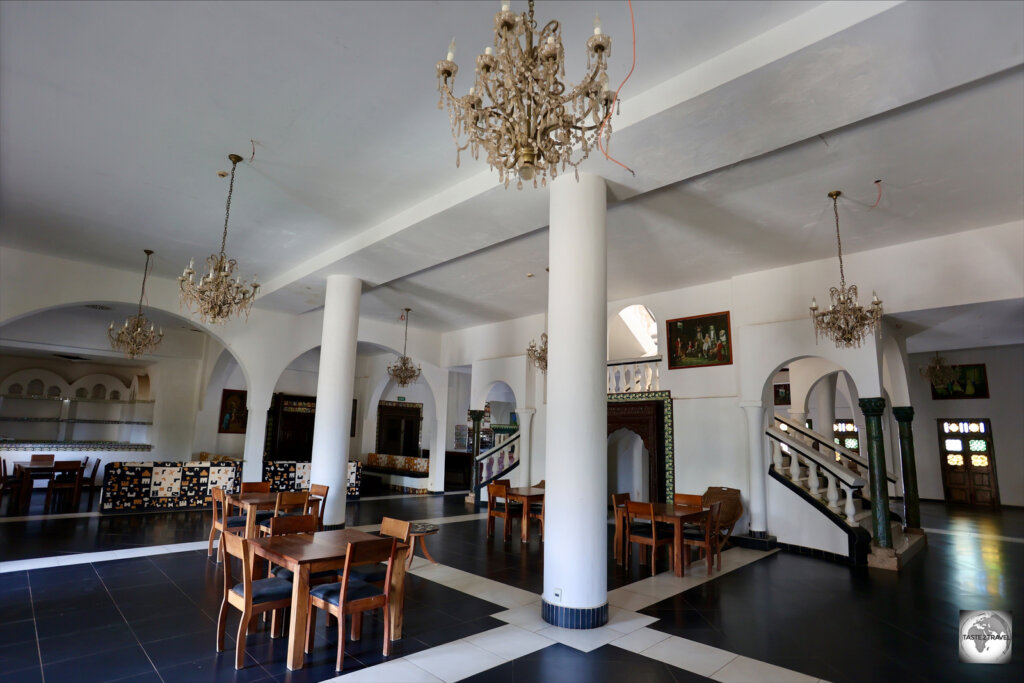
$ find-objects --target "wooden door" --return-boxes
[607,401,665,503]
[937,419,999,507]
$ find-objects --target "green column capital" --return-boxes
[468,409,486,423]
[858,397,887,417]
[892,406,914,422]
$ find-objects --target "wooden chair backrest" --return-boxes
[674,493,702,507]
[53,461,80,473]
[708,500,723,535]
[341,538,397,599]
[240,481,271,494]
[219,531,252,602]
[534,480,546,489]
[31,454,55,464]
[268,513,317,536]
[211,486,228,524]
[380,517,411,543]
[701,487,743,531]
[309,483,329,517]
[274,490,309,515]
[495,479,512,489]
[625,500,654,524]
[611,492,630,508]
[487,483,508,510]
[87,458,101,485]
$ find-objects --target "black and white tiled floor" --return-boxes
[1,495,1022,682]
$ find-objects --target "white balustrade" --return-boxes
[789,447,802,481]
[771,441,783,471]
[806,460,820,497]
[606,360,660,393]
[843,484,858,524]
[824,470,840,511]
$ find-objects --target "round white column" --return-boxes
[310,274,362,526]
[542,173,608,628]
[741,402,768,536]
[517,408,536,488]
[811,374,837,436]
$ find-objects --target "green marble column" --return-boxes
[859,397,892,548]
[469,409,485,506]
[892,406,920,530]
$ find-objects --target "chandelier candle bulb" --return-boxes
[594,13,602,35]
[447,38,456,61]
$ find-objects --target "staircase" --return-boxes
[468,428,521,503]
[766,414,924,568]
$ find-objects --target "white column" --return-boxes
[309,274,362,526]
[543,173,608,627]
[811,374,837,438]
[241,387,272,482]
[741,402,768,535]
[517,408,535,487]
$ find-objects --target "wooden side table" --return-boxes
[406,522,440,568]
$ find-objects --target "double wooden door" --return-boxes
[937,418,999,506]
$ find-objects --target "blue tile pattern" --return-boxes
[541,600,608,629]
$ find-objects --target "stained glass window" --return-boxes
[844,438,859,450]
[970,455,989,468]
[947,454,964,466]
[947,423,959,432]
[969,439,987,452]
[944,439,963,451]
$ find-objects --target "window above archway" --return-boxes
[609,304,659,361]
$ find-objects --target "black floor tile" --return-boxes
[0,665,43,683]
[0,617,37,646]
[143,627,244,670]
[42,643,156,683]
[0,639,42,674]
[38,622,138,664]
[130,608,217,643]
[34,601,125,639]
[158,652,273,683]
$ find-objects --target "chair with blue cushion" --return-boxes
[257,490,310,535]
[216,530,294,669]
[304,537,398,672]
[234,481,276,525]
[266,514,338,586]
[207,486,246,560]
[349,517,410,585]
[625,500,675,577]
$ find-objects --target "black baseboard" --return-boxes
[732,534,778,551]
[776,542,857,566]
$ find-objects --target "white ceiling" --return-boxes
[887,299,1024,354]
[1,1,1023,349]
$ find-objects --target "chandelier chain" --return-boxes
[832,192,845,288]
[220,156,239,256]
[137,250,152,315]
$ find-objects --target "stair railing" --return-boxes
[474,429,521,493]
[766,426,866,525]
[773,413,897,485]
[607,356,661,393]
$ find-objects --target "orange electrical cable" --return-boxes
[598,0,637,177]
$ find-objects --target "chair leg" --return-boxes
[351,611,363,641]
[335,613,346,672]
[305,602,316,654]
[270,609,282,638]
[650,545,657,578]
[235,610,249,670]
[208,525,217,557]
[382,604,392,656]
[216,599,228,652]
[486,513,494,538]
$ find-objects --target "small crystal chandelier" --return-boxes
[109,249,163,359]
[179,154,259,324]
[526,333,547,373]
[435,0,616,189]
[920,352,958,388]
[810,191,883,348]
[387,308,422,387]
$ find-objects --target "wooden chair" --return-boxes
[208,487,247,559]
[31,454,55,465]
[352,517,410,585]
[683,501,723,573]
[235,481,274,523]
[309,483,329,530]
[673,493,702,507]
[216,531,294,670]
[625,501,674,577]
[44,461,82,513]
[701,486,744,549]
[82,457,102,510]
[305,537,398,672]
[528,497,544,540]
[611,492,630,563]
[257,490,310,535]
[534,480,546,488]
[265,514,338,587]
[486,483,519,541]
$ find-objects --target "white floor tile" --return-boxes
[710,655,819,682]
[642,635,737,677]
[606,587,657,612]
[458,577,539,609]
[323,658,443,682]
[605,606,659,634]
[491,602,549,632]
[535,624,621,653]
[610,626,672,653]
[464,624,554,660]
[403,639,505,682]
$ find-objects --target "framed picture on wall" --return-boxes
[666,311,732,369]
[773,383,791,406]
[930,364,990,400]
[218,389,248,434]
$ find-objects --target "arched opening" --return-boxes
[607,428,650,502]
[608,304,659,361]
[482,380,518,450]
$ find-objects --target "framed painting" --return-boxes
[930,364,989,400]
[666,311,732,369]
[773,383,791,406]
[218,389,248,434]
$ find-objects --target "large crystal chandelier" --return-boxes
[920,352,958,388]
[526,333,547,373]
[435,0,616,189]
[387,308,422,387]
[179,154,259,324]
[109,249,164,359]
[810,191,883,348]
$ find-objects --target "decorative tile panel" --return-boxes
[149,466,181,498]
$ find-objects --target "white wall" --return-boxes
[909,344,1024,506]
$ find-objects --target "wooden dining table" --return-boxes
[614,501,710,576]
[504,486,544,543]
[226,491,321,539]
[8,460,81,515]
[248,528,409,671]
